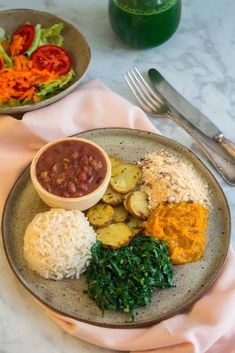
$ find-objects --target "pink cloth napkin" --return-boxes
[0,80,235,353]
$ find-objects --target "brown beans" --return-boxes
[91,160,102,170]
[80,155,89,165]
[71,151,79,160]
[36,140,107,198]
[73,191,84,197]
[78,183,88,191]
[67,181,76,193]
[96,176,103,184]
[82,165,92,174]
[78,171,87,181]
[87,175,94,184]
[56,176,64,185]
[51,163,58,174]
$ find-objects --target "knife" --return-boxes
[148,68,235,159]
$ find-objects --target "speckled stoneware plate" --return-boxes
[0,9,91,115]
[2,128,231,328]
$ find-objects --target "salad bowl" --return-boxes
[0,9,91,115]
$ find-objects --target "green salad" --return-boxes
[0,22,74,107]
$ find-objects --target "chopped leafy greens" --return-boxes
[37,69,74,98]
[85,235,175,320]
[39,23,64,47]
[0,98,33,107]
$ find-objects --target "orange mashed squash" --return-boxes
[143,202,208,265]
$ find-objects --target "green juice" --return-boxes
[108,0,181,49]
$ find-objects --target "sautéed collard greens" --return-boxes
[85,235,175,320]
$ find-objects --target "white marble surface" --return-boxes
[0,0,235,352]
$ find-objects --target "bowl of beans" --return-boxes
[30,137,112,211]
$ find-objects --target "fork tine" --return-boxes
[134,67,164,106]
[124,67,165,113]
[124,74,152,113]
[128,69,158,110]
[126,71,156,111]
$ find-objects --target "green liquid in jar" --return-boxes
[108,0,181,49]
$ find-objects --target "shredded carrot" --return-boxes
[9,34,25,56]
[1,40,10,53]
[0,55,59,104]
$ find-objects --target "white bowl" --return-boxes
[30,137,111,211]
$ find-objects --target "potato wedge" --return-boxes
[112,205,128,223]
[128,191,150,220]
[126,215,143,236]
[87,203,114,227]
[102,185,123,206]
[110,163,141,193]
[96,223,132,248]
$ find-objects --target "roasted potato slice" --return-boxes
[96,223,132,248]
[126,215,143,236]
[128,191,150,220]
[109,156,122,170]
[123,192,133,212]
[110,163,141,193]
[102,185,123,206]
[87,203,114,227]
[112,205,128,223]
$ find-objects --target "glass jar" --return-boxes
[108,0,181,49]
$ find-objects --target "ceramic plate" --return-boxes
[0,9,91,115]
[2,128,231,328]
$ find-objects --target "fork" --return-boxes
[124,67,235,185]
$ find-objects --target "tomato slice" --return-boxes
[12,24,35,54]
[31,45,72,75]
[0,56,4,70]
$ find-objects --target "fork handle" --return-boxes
[165,111,235,185]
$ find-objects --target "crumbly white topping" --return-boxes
[140,150,210,210]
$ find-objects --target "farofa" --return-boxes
[140,150,210,210]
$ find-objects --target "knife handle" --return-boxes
[166,112,235,185]
[214,134,235,158]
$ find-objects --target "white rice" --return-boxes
[23,209,96,280]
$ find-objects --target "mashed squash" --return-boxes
[143,202,208,264]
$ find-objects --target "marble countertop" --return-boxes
[0,0,234,352]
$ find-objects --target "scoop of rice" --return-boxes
[23,209,96,280]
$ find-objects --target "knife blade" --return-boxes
[148,68,235,158]
[148,68,221,137]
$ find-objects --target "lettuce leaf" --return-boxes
[25,24,41,57]
[0,27,6,41]
[0,27,12,67]
[37,69,74,98]
[0,98,33,107]
[0,43,12,67]
[39,23,64,47]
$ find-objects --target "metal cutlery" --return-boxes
[124,67,235,185]
[148,68,235,159]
